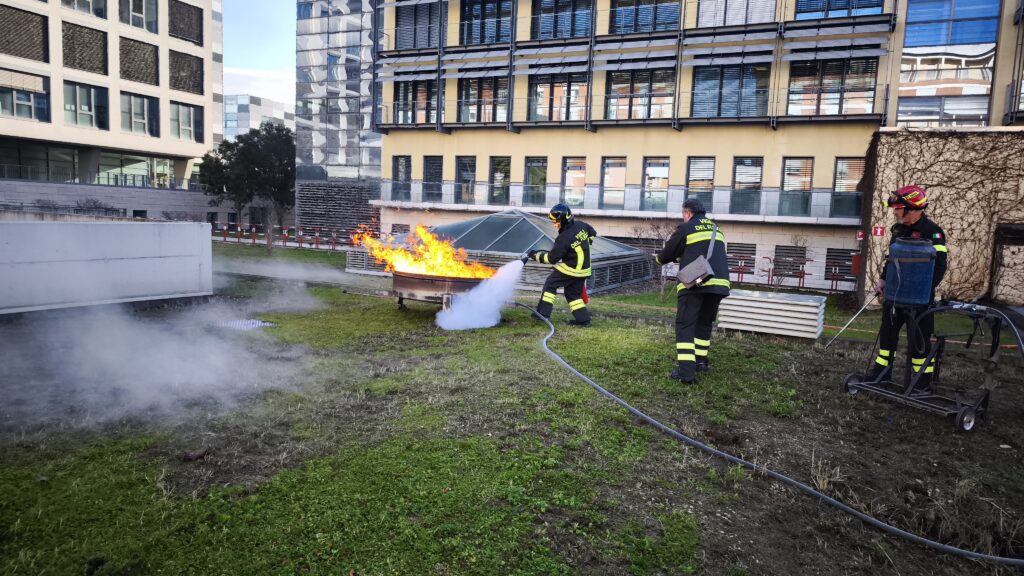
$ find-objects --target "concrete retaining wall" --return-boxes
[0,221,212,314]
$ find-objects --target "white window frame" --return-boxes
[170,102,199,141]
[0,88,45,120]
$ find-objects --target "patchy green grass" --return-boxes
[213,241,347,269]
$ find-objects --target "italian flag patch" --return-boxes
[933,233,943,239]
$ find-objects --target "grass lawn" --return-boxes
[212,240,347,270]
[2,278,1021,575]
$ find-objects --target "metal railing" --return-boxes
[456,98,509,123]
[684,190,714,209]
[0,164,205,191]
[785,88,876,117]
[690,88,769,118]
[0,201,127,218]
[604,94,675,120]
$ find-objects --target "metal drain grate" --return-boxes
[220,319,275,330]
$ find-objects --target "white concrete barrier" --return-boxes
[0,221,212,314]
[718,289,826,339]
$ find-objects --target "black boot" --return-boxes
[912,372,934,395]
[696,359,710,373]
[669,366,695,384]
[864,363,890,383]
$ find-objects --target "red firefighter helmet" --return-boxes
[886,185,928,210]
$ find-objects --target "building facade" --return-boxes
[294,0,382,236]
[349,0,1024,290]
[223,94,295,141]
[0,0,230,222]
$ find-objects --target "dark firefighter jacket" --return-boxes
[655,213,731,296]
[879,214,949,299]
[532,219,597,278]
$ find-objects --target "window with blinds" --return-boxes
[461,0,513,45]
[731,157,762,214]
[489,156,511,205]
[610,0,680,34]
[456,156,476,203]
[692,64,770,118]
[697,0,777,27]
[686,157,715,207]
[833,158,864,192]
[642,157,669,211]
[394,80,437,124]
[782,158,813,191]
[458,77,509,123]
[524,157,548,206]
[795,0,883,20]
[787,58,877,116]
[532,0,592,39]
[605,69,675,120]
[601,157,627,209]
[528,74,588,121]
[562,157,586,207]
[423,156,443,201]
[392,155,411,201]
[396,3,439,49]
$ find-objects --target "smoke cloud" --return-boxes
[0,280,317,434]
[436,260,524,330]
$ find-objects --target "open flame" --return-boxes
[352,225,495,279]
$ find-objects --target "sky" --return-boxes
[222,0,297,108]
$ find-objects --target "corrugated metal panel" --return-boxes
[717,290,825,339]
[513,64,589,75]
[681,53,771,66]
[515,54,590,65]
[594,49,678,62]
[785,36,888,49]
[443,59,509,68]
[594,59,676,70]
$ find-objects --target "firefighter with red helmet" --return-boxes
[866,185,949,390]
[528,203,597,327]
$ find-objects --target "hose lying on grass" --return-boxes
[515,302,1024,567]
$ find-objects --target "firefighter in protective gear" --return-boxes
[656,198,731,383]
[529,203,597,327]
[866,185,949,391]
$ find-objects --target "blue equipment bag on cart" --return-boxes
[883,238,936,305]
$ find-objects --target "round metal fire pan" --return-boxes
[391,270,487,304]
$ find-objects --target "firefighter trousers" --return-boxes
[675,292,725,381]
[536,272,590,323]
[874,300,936,379]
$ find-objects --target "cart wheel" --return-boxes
[955,407,977,433]
[842,374,862,396]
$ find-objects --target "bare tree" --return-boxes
[630,218,679,300]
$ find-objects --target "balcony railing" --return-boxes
[377,85,887,126]
[599,187,625,209]
[786,88,876,116]
[685,189,714,209]
[830,192,862,218]
[561,186,586,207]
[522,184,547,206]
[378,179,864,222]
[604,94,675,120]
[641,188,668,211]
[730,189,761,215]
[0,164,205,191]
[779,190,812,217]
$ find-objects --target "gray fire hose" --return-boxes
[515,302,1024,567]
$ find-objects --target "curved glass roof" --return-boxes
[425,210,644,259]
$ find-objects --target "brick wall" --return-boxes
[296,180,381,236]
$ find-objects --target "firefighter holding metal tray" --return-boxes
[525,203,597,327]
[655,198,731,384]
[865,185,949,393]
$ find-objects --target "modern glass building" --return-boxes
[296,0,1024,290]
[0,0,228,220]
[223,94,295,141]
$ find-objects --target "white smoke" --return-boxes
[435,260,524,330]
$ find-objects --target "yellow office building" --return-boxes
[367,0,1024,290]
